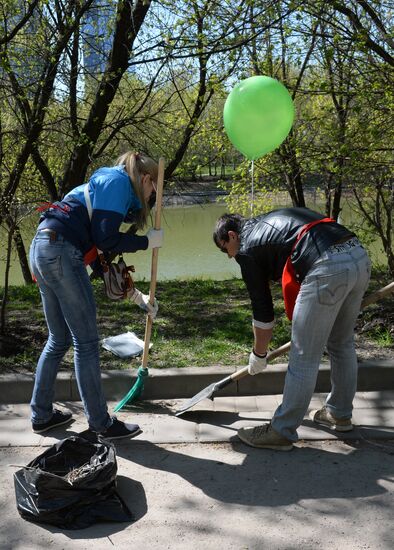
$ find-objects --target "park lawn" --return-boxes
[0,278,290,372]
[0,273,392,372]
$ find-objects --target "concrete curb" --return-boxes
[2,359,394,404]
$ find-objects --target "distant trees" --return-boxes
[0,0,393,287]
[211,1,393,277]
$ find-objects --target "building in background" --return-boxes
[82,0,114,75]
[2,2,42,92]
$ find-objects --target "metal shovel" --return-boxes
[175,280,394,416]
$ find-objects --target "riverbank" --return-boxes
[164,178,229,206]
[0,273,393,373]
[163,177,325,207]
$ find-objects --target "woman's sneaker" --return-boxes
[309,406,353,432]
[32,409,73,433]
[98,417,142,441]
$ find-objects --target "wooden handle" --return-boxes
[229,341,291,382]
[360,281,394,308]
[141,158,165,369]
[229,280,394,383]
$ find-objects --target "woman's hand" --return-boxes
[146,228,163,248]
[130,288,159,319]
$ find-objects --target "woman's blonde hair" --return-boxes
[114,151,158,229]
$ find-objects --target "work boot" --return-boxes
[32,409,73,433]
[237,423,293,451]
[309,406,353,432]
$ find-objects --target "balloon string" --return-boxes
[251,160,254,216]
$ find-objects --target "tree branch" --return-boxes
[0,0,40,46]
[62,0,151,191]
[330,1,394,66]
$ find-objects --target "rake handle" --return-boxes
[141,158,165,369]
[229,280,394,383]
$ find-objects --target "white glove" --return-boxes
[130,288,159,319]
[248,350,267,375]
[146,228,163,249]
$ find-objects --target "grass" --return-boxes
[368,328,393,347]
[0,272,392,373]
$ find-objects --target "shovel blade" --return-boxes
[174,382,217,416]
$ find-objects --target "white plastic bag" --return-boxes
[101,331,152,359]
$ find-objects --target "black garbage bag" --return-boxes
[14,436,133,529]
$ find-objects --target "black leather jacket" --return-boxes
[236,207,354,323]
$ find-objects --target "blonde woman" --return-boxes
[29,152,163,440]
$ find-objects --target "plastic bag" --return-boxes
[102,331,152,359]
[14,436,133,529]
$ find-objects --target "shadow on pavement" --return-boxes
[174,410,269,426]
[119,401,176,414]
[114,438,394,508]
[302,417,394,440]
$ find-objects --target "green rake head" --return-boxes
[113,366,149,412]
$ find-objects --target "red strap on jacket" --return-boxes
[282,217,334,320]
[84,246,98,266]
[35,202,97,267]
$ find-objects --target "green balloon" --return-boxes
[223,76,295,160]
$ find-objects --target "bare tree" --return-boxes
[0,0,95,226]
[328,0,394,67]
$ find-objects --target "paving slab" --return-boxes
[353,391,394,408]
[1,438,394,550]
[1,392,394,550]
[1,392,394,448]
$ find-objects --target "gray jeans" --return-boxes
[271,243,371,441]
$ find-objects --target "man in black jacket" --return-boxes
[213,208,371,450]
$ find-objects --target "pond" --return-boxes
[1,202,240,285]
[0,199,388,286]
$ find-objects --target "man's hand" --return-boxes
[146,228,163,249]
[248,350,267,375]
[130,288,159,319]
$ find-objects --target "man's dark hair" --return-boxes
[213,213,244,247]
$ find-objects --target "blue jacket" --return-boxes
[38,166,149,255]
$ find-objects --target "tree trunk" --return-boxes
[62,0,150,193]
[0,226,14,335]
[281,133,305,207]
[164,12,213,181]
[13,227,33,284]
[221,158,226,178]
[0,0,94,224]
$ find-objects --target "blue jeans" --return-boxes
[271,243,371,442]
[29,231,111,431]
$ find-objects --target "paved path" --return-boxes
[1,392,394,549]
[2,391,394,447]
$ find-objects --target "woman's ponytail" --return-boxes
[114,151,158,230]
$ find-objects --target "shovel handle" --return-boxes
[228,280,394,383]
[360,281,394,308]
[141,157,165,369]
[229,341,292,382]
